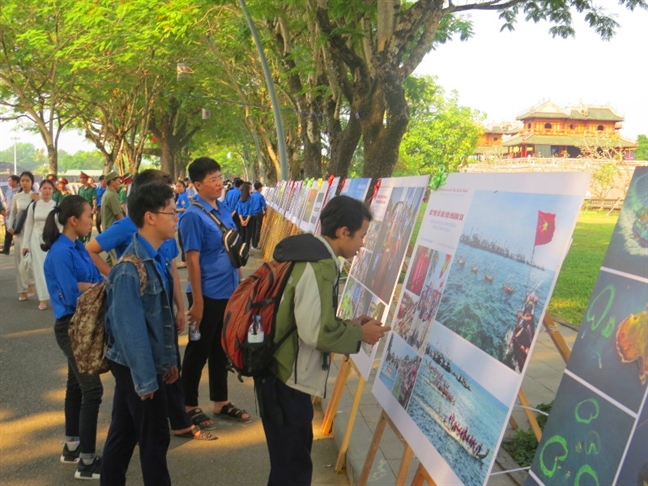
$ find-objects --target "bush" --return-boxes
[502,401,554,467]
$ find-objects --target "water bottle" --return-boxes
[189,322,201,341]
[247,315,264,344]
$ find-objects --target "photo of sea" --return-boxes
[406,347,508,485]
[528,374,636,486]
[435,241,555,370]
[567,270,648,413]
[602,167,648,278]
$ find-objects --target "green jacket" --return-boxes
[271,234,362,397]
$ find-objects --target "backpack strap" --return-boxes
[118,254,148,295]
[190,200,229,234]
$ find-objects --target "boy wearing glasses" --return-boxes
[102,183,179,485]
[179,157,251,427]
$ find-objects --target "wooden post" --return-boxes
[518,389,542,441]
[542,313,571,363]
[334,368,366,471]
[321,356,351,435]
[357,411,388,486]
[411,463,437,486]
[396,443,415,485]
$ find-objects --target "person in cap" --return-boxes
[78,172,97,243]
[101,172,123,231]
[119,174,133,215]
[54,178,72,204]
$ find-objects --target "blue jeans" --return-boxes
[54,316,104,454]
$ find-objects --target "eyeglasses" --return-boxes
[152,211,179,219]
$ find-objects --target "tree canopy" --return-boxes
[1,0,645,182]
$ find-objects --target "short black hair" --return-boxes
[8,175,19,183]
[188,157,221,183]
[128,183,174,228]
[320,195,372,239]
[254,181,263,191]
[234,177,243,188]
[130,169,173,194]
[99,175,105,181]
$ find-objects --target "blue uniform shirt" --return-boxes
[44,234,103,319]
[179,195,239,299]
[96,185,106,207]
[96,216,178,261]
[175,192,190,221]
[224,187,241,212]
[250,191,267,215]
[236,199,253,218]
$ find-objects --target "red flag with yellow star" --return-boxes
[535,211,556,246]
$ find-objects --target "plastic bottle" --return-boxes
[189,322,201,341]
[247,315,264,344]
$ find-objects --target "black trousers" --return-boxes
[101,361,171,486]
[256,373,314,486]
[252,213,264,248]
[181,295,229,406]
[95,207,102,234]
[166,342,192,430]
[54,316,103,454]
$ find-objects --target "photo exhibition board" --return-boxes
[298,179,321,232]
[339,177,371,202]
[372,172,590,485]
[310,176,340,235]
[527,167,648,486]
[339,175,430,379]
[292,179,313,226]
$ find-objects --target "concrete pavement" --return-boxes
[0,242,576,485]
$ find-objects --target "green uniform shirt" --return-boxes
[52,190,62,204]
[78,185,97,206]
[119,187,128,205]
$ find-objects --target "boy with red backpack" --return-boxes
[253,195,390,485]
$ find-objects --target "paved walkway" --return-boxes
[0,242,576,485]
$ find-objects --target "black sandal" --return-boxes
[216,402,252,423]
[187,408,217,430]
[174,425,218,441]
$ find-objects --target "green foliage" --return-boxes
[502,401,554,467]
[395,76,483,179]
[549,211,618,325]
[636,134,648,160]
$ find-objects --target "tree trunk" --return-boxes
[301,110,322,178]
[46,144,57,176]
[326,101,362,177]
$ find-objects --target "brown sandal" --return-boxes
[215,402,251,423]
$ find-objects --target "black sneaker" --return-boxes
[60,444,80,464]
[74,457,101,480]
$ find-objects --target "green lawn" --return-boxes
[548,210,619,325]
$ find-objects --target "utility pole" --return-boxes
[11,136,18,174]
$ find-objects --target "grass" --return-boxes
[548,210,618,325]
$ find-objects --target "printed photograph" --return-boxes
[602,167,648,278]
[378,334,422,408]
[435,190,583,371]
[567,270,648,413]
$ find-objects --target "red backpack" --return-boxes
[222,260,296,378]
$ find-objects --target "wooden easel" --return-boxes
[511,313,572,440]
[357,411,420,486]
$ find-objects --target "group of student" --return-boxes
[14,157,389,485]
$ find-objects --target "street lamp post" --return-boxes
[11,137,18,174]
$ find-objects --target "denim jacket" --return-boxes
[104,235,176,396]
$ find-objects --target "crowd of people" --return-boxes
[0,162,389,485]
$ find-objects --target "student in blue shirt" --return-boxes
[42,196,104,480]
[86,170,217,439]
[236,182,253,250]
[224,177,243,230]
[180,157,251,424]
[94,175,107,234]
[250,181,267,249]
[174,180,190,268]
[101,183,180,485]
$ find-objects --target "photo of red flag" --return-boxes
[535,210,556,246]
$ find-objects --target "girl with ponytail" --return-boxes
[42,195,104,480]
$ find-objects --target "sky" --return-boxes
[1,3,647,154]
[415,4,648,140]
